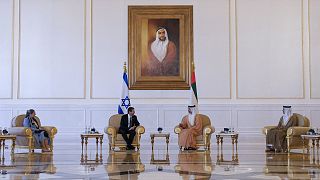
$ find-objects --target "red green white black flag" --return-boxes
[190,61,199,113]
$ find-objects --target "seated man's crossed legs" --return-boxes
[119,129,136,150]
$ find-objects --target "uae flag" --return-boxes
[190,62,199,113]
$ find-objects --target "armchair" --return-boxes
[104,114,145,150]
[8,115,57,153]
[174,114,215,150]
[262,114,310,152]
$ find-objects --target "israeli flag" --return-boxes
[118,64,130,114]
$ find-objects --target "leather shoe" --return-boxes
[126,145,135,150]
[129,145,135,150]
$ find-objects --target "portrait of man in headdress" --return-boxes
[141,19,180,76]
[128,6,193,89]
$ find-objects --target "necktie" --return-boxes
[129,116,132,128]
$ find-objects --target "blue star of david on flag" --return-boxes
[121,96,131,109]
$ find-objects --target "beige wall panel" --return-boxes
[0,0,13,98]
[19,0,85,98]
[309,0,320,98]
[237,0,303,98]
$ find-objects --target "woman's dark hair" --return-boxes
[25,109,35,118]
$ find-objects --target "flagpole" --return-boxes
[123,61,127,73]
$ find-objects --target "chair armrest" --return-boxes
[174,165,181,171]
[174,126,181,134]
[203,125,215,136]
[105,126,117,136]
[135,126,145,134]
[287,127,310,136]
[8,127,32,137]
[262,126,277,135]
[41,126,58,137]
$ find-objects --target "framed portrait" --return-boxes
[128,6,193,90]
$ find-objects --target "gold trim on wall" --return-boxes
[235,0,305,99]
[228,0,232,99]
[10,0,14,99]
[17,0,87,99]
[89,0,94,99]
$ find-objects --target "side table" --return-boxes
[0,135,16,162]
[216,132,239,152]
[150,133,170,151]
[80,134,103,163]
[301,134,320,153]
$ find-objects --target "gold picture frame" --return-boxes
[128,6,193,90]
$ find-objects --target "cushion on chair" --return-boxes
[115,134,138,143]
[196,135,203,141]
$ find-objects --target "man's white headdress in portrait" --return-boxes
[151,27,169,62]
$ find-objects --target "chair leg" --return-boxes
[50,138,54,151]
[28,137,33,153]
[287,137,291,153]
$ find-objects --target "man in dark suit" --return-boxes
[119,107,140,150]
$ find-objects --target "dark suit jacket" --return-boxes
[119,114,140,132]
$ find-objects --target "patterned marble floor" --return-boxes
[0,135,319,179]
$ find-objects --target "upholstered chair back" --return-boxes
[182,114,211,128]
[295,114,310,127]
[199,114,211,127]
[108,114,123,132]
[11,114,41,127]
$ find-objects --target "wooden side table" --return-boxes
[150,133,170,151]
[0,135,16,162]
[80,134,103,163]
[216,132,239,152]
[301,134,320,153]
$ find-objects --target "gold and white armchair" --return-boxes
[8,115,57,153]
[262,114,310,153]
[104,114,145,150]
[174,114,215,150]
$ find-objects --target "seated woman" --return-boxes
[266,106,299,152]
[23,109,51,152]
[178,105,203,150]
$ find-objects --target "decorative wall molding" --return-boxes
[1,104,319,138]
